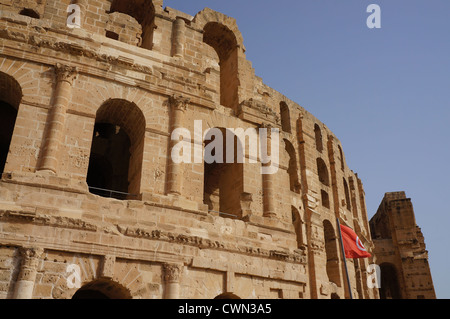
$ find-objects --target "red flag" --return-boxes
[340,224,371,259]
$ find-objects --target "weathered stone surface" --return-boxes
[0,1,434,299]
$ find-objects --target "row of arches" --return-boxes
[314,124,345,171]
[13,1,242,111]
[71,278,242,299]
[0,70,303,215]
[71,262,400,299]
[13,2,303,142]
[0,69,354,223]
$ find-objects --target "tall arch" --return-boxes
[338,145,345,171]
[280,102,291,133]
[316,158,330,187]
[323,220,342,286]
[0,72,22,175]
[107,0,156,49]
[203,128,244,219]
[203,22,239,110]
[292,206,303,248]
[284,139,300,193]
[214,292,241,299]
[343,178,351,211]
[379,263,402,299]
[314,124,323,153]
[86,99,146,200]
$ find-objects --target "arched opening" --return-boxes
[203,128,243,219]
[19,8,40,19]
[292,206,303,248]
[323,220,341,286]
[314,124,323,153]
[203,22,239,110]
[107,0,156,49]
[338,145,345,171]
[87,99,145,200]
[280,102,291,133]
[343,178,351,211]
[379,263,402,299]
[0,72,22,176]
[72,279,132,299]
[284,139,300,193]
[214,292,241,299]
[321,190,330,209]
[316,158,329,187]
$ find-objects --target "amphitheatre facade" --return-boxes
[0,0,434,299]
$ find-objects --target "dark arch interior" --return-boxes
[0,101,18,175]
[323,220,341,286]
[72,289,110,299]
[203,128,244,219]
[203,22,239,110]
[380,263,402,299]
[86,122,131,200]
[108,0,155,49]
[19,8,40,19]
[72,279,132,299]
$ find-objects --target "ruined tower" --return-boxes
[370,192,436,299]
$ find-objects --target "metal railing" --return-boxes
[88,186,139,200]
[208,210,239,219]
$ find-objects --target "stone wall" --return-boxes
[0,0,388,299]
[370,192,436,299]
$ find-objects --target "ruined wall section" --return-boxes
[370,192,436,299]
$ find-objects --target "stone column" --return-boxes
[38,64,78,174]
[13,247,44,299]
[163,263,182,299]
[167,95,190,196]
[172,18,186,58]
[261,124,276,218]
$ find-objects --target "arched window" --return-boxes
[284,139,300,193]
[72,279,132,299]
[0,72,22,176]
[323,220,341,286]
[87,99,145,200]
[321,190,330,209]
[292,206,303,248]
[343,178,351,211]
[338,145,344,171]
[316,158,329,186]
[379,263,402,299]
[203,22,239,110]
[204,128,244,219]
[280,102,291,133]
[107,0,156,49]
[314,124,323,153]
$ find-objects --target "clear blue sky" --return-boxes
[164,0,450,299]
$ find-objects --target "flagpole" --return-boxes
[337,218,353,300]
